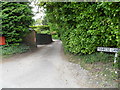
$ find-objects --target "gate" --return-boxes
[36,34,53,45]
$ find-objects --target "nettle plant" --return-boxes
[40,2,120,54]
[2,2,34,45]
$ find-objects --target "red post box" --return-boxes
[0,36,6,45]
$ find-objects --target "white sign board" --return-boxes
[97,47,120,63]
[97,47,120,53]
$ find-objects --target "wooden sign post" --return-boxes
[97,47,120,63]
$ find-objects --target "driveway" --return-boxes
[1,40,98,88]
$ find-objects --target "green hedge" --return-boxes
[30,25,49,33]
[1,2,34,45]
[40,2,120,54]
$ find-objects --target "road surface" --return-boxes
[1,40,98,88]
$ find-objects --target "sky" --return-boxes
[30,1,45,21]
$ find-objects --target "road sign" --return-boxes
[97,47,120,63]
[97,47,120,53]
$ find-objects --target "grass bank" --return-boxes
[66,52,120,88]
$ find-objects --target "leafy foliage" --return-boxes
[1,44,30,56]
[1,2,34,45]
[30,25,59,39]
[80,52,114,63]
[30,25,49,33]
[40,30,50,34]
[42,16,48,25]
[34,19,42,25]
[40,2,120,54]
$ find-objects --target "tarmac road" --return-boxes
[1,40,98,88]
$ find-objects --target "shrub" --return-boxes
[40,2,120,54]
[40,30,50,34]
[2,44,30,55]
[1,2,34,45]
[30,25,49,33]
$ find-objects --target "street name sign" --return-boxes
[97,47,120,53]
[97,47,120,63]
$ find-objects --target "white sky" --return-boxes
[30,1,45,21]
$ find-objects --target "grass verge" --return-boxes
[66,52,119,88]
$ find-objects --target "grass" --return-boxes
[0,44,30,58]
[66,52,120,88]
[79,52,115,63]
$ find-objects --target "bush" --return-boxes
[40,30,50,34]
[30,25,49,33]
[52,34,59,39]
[40,2,120,54]
[2,44,30,55]
[30,25,60,39]
[1,2,34,45]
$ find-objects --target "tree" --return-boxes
[42,16,48,25]
[34,18,42,25]
[1,2,34,45]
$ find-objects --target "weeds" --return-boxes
[67,52,119,88]
[79,52,115,63]
[1,44,30,58]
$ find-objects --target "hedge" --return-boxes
[30,25,49,33]
[1,2,34,45]
[40,2,120,54]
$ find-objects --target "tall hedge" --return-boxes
[40,2,120,54]
[1,2,34,45]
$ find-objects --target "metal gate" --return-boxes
[36,34,53,45]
